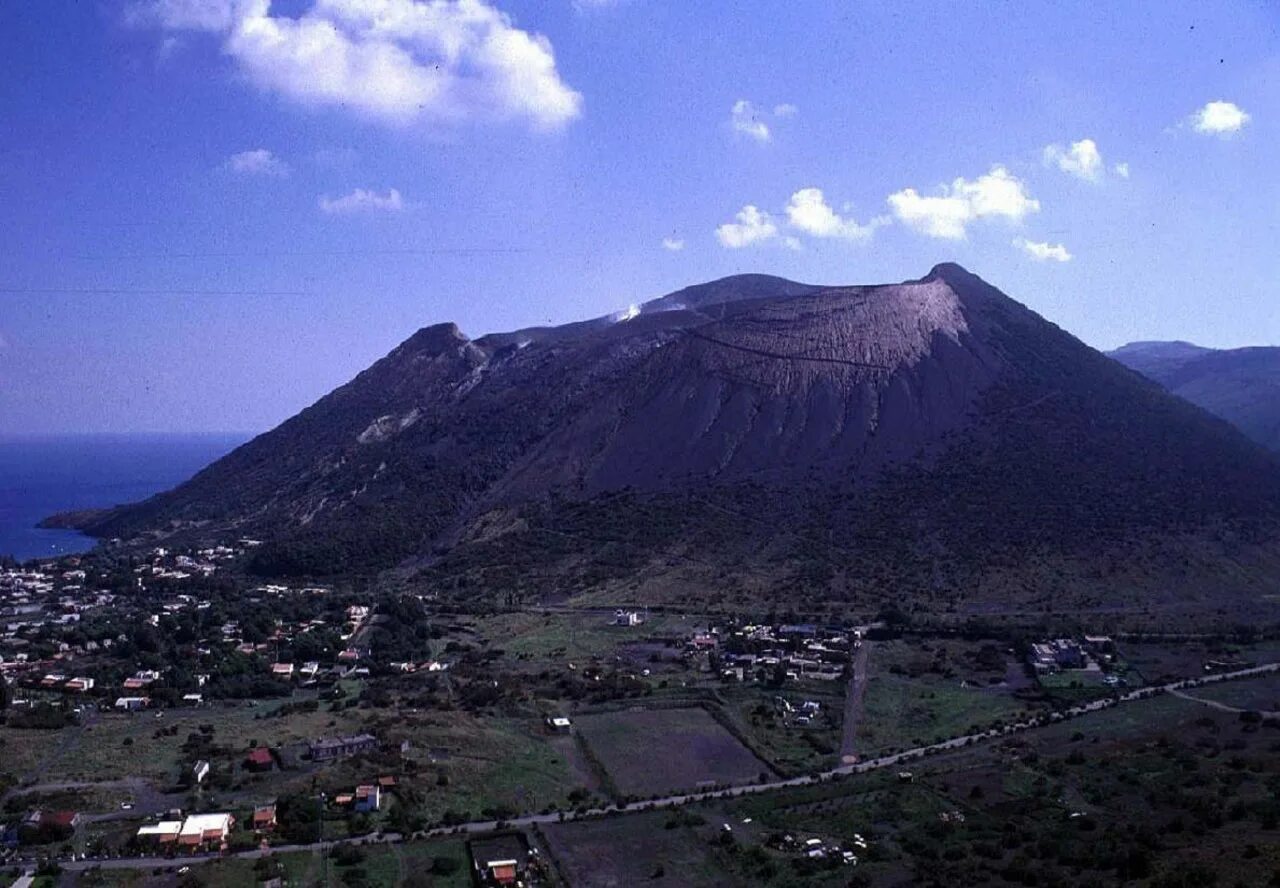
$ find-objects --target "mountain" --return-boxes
[1110,341,1280,452]
[61,265,1280,621]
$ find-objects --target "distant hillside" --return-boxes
[1111,341,1280,452]
[58,265,1280,621]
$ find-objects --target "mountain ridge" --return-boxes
[1110,339,1280,452]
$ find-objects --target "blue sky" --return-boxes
[1,0,1276,434]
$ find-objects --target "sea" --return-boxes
[0,434,249,563]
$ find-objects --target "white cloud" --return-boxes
[1014,238,1072,262]
[773,103,797,117]
[129,0,582,130]
[785,188,888,241]
[1190,100,1251,136]
[715,205,778,248]
[1113,162,1130,179]
[1043,138,1104,182]
[661,237,685,251]
[887,166,1040,239]
[318,187,405,214]
[730,100,770,142]
[224,148,289,176]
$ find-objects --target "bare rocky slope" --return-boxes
[63,265,1280,620]
[1110,340,1280,453]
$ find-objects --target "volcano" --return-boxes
[62,264,1280,620]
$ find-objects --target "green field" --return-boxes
[715,683,844,775]
[1176,673,1279,711]
[67,836,471,887]
[857,670,1028,755]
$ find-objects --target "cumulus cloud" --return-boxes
[1014,238,1072,262]
[128,0,582,130]
[1190,100,1251,136]
[1043,138,1104,182]
[318,187,405,214]
[715,205,778,248]
[785,188,888,241]
[729,100,771,142]
[1113,162,1130,179]
[887,166,1040,239]
[661,237,685,251]
[224,148,289,176]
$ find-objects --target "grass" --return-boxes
[388,713,575,821]
[713,681,1280,886]
[541,809,737,887]
[73,836,471,887]
[715,682,844,775]
[574,706,770,798]
[857,670,1027,755]
[473,610,693,664]
[1179,672,1280,712]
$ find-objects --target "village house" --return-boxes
[469,834,532,887]
[21,810,79,843]
[1029,639,1087,674]
[115,696,150,711]
[309,733,377,762]
[244,747,275,772]
[252,804,277,831]
[177,813,235,849]
[353,784,381,813]
[270,662,294,679]
[545,716,572,733]
[613,609,644,626]
[192,760,210,785]
[136,820,182,845]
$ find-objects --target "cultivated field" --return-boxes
[574,707,770,797]
[541,809,737,887]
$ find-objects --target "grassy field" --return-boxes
[715,682,844,776]
[575,707,770,798]
[473,610,695,664]
[541,809,737,887]
[856,669,1028,755]
[66,836,471,887]
[1179,671,1280,711]
[388,713,575,821]
[714,680,1280,886]
[0,695,372,788]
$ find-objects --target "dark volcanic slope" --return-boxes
[1111,340,1280,452]
[70,266,1280,617]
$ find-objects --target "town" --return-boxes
[3,543,1279,886]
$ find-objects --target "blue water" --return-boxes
[0,434,249,562]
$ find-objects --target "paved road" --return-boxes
[57,661,1280,875]
[839,641,871,764]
